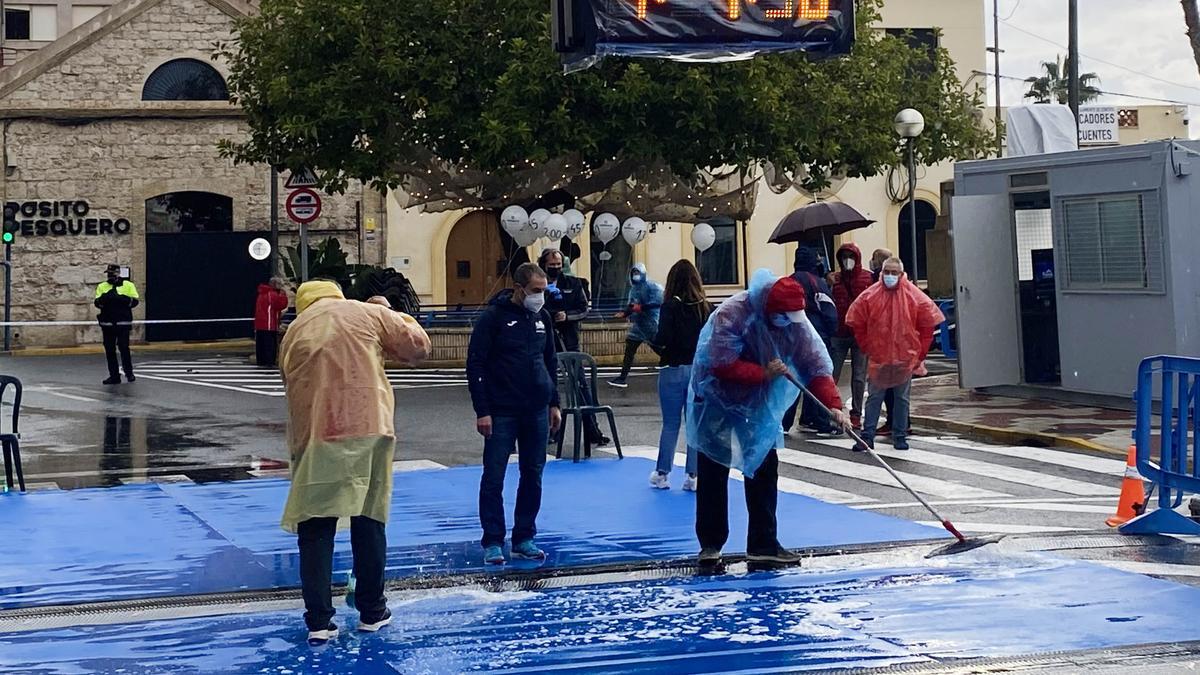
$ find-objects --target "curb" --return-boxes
[910,414,1128,457]
[3,340,254,357]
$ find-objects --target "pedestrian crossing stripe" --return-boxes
[136,359,658,396]
[811,438,1119,497]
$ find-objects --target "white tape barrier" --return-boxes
[0,318,254,327]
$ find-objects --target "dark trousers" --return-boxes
[101,325,133,379]
[618,339,642,380]
[480,410,549,548]
[556,322,580,353]
[297,516,387,631]
[696,450,780,555]
[255,330,278,367]
[783,394,833,433]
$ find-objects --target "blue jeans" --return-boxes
[863,378,911,443]
[656,366,698,476]
[479,409,549,548]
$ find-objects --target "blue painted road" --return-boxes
[4,550,1200,673]
[0,458,940,608]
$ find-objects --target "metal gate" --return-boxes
[145,231,270,342]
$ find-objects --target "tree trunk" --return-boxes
[1183,0,1200,76]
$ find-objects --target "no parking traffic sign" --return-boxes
[285,188,321,225]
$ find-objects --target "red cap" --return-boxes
[766,277,806,313]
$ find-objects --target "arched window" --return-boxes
[142,59,228,101]
[898,199,938,281]
[145,191,233,232]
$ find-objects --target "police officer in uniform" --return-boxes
[94,264,139,385]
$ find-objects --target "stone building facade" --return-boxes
[0,0,385,347]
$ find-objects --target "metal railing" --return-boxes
[1122,355,1200,535]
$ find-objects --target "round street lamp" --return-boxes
[894,108,925,283]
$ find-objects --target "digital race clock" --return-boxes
[553,0,855,66]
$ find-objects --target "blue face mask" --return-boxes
[770,313,792,328]
[883,274,900,289]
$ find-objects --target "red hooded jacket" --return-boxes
[254,283,289,331]
[830,243,875,338]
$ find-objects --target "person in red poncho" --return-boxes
[829,243,875,429]
[845,257,944,451]
[254,277,290,368]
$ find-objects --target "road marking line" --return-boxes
[855,496,1115,510]
[812,439,1116,496]
[119,474,194,485]
[136,374,286,397]
[913,436,1127,475]
[25,387,100,403]
[616,446,872,504]
[775,447,1008,500]
[915,521,1086,534]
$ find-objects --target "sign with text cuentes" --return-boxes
[1078,106,1119,146]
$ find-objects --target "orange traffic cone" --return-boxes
[1106,445,1147,528]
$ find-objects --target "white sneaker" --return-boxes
[681,474,698,492]
[649,470,670,489]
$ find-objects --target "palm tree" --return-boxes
[1023,55,1102,104]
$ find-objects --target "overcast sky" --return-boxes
[983,0,1200,136]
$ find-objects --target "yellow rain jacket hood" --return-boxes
[279,294,432,532]
[295,280,344,314]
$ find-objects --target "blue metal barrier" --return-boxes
[1120,355,1200,535]
[935,299,957,359]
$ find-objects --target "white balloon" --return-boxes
[622,217,647,246]
[543,214,567,241]
[563,209,585,239]
[593,213,620,244]
[500,205,528,237]
[528,208,551,234]
[691,222,716,252]
[513,227,539,247]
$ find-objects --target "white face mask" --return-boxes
[523,291,545,314]
[770,310,805,327]
[883,274,900,289]
[842,259,856,271]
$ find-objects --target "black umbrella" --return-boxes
[768,201,875,245]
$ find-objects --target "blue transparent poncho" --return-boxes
[686,269,834,477]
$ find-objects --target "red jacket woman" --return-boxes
[830,243,874,339]
[255,281,289,332]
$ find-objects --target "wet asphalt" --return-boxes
[9,351,1200,590]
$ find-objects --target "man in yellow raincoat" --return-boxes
[280,280,431,645]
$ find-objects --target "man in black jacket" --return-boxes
[94,264,140,385]
[538,248,610,446]
[538,249,590,352]
[468,263,563,566]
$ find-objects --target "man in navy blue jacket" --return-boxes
[468,262,562,566]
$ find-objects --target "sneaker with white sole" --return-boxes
[511,540,546,560]
[607,378,628,388]
[681,474,698,492]
[358,608,392,633]
[649,470,670,489]
[307,623,339,645]
[483,545,505,565]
